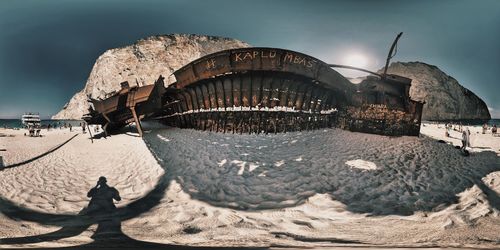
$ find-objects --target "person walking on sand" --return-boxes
[492,124,497,136]
[461,129,469,150]
[69,124,72,132]
[466,127,471,147]
[445,123,450,137]
[82,122,86,134]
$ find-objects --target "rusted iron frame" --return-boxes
[249,73,253,110]
[130,106,143,137]
[295,83,307,111]
[177,93,187,127]
[270,77,282,108]
[328,64,383,78]
[101,112,112,137]
[86,123,93,143]
[258,75,267,109]
[202,83,211,110]
[211,81,219,109]
[174,48,355,97]
[383,32,403,78]
[280,79,289,109]
[230,76,235,108]
[310,87,321,113]
[302,85,314,111]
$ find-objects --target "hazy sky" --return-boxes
[0,0,499,119]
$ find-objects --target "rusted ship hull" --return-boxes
[85,47,423,137]
[84,76,166,136]
[160,70,344,134]
[158,48,423,135]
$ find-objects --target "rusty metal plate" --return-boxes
[174,48,354,94]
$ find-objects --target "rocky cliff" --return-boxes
[380,62,490,121]
[52,34,249,119]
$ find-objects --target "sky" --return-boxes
[0,0,499,119]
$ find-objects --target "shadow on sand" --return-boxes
[1,134,79,170]
[0,176,266,249]
[1,127,499,247]
[142,128,500,216]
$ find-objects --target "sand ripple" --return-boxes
[0,130,163,214]
[144,128,500,215]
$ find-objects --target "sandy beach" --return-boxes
[0,123,499,248]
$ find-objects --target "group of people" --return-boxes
[26,125,41,137]
[444,122,471,150]
[443,122,498,155]
[444,122,465,137]
[482,123,498,136]
[33,121,101,135]
[79,122,103,135]
[47,122,73,131]
[45,122,93,135]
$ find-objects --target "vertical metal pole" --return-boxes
[87,123,94,144]
[130,106,143,137]
[102,113,112,138]
[383,32,403,78]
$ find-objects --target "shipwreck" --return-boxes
[84,33,424,137]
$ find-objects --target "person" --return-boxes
[482,123,488,134]
[445,123,450,137]
[82,122,86,134]
[69,124,72,132]
[35,126,41,137]
[466,127,471,147]
[461,128,469,150]
[29,125,34,137]
[86,177,121,213]
[492,124,497,136]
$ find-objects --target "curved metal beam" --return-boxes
[327,64,383,78]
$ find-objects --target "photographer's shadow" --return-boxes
[0,176,127,244]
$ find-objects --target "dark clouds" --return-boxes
[0,0,499,118]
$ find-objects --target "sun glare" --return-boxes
[343,53,368,69]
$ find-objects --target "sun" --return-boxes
[343,53,369,69]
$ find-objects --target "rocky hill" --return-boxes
[52,34,249,119]
[380,62,490,120]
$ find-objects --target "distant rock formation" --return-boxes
[52,34,249,120]
[378,62,490,121]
